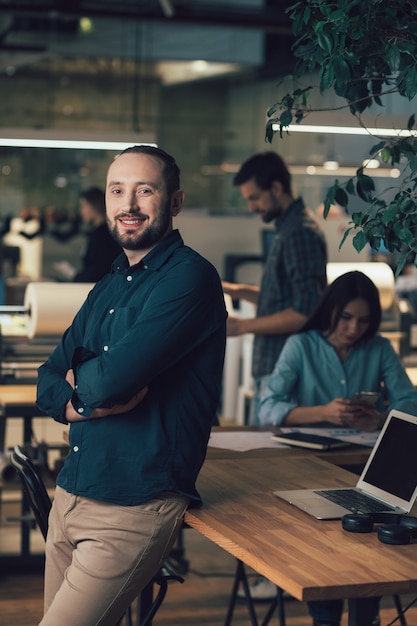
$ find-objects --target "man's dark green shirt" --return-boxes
[37,230,227,506]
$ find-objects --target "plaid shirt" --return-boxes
[252,198,327,378]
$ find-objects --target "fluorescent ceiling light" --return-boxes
[323,160,339,170]
[292,165,401,178]
[272,123,416,137]
[0,138,154,150]
[363,158,380,169]
[0,128,156,150]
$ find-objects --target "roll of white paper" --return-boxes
[24,282,94,339]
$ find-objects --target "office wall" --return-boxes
[175,210,369,280]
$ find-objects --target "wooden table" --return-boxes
[185,452,417,626]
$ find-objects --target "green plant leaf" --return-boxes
[380,147,391,163]
[352,230,368,253]
[265,120,275,144]
[279,109,293,128]
[339,226,353,249]
[386,45,401,72]
[324,184,337,217]
[370,141,386,156]
[333,57,351,86]
[317,31,334,54]
[346,178,355,195]
[335,186,348,207]
[320,62,335,91]
[381,204,398,225]
[396,253,408,277]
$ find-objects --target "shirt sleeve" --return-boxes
[36,292,94,423]
[71,260,225,412]
[284,226,327,316]
[258,335,301,426]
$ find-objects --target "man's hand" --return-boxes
[222,280,239,296]
[226,315,243,337]
[65,369,149,422]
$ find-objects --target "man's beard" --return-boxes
[108,204,171,251]
[262,204,283,223]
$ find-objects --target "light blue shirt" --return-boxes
[259,329,417,426]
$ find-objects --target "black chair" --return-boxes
[10,444,184,626]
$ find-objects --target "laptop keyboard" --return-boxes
[315,489,396,514]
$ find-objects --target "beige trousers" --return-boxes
[39,485,189,626]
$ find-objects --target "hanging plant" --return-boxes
[265,0,417,274]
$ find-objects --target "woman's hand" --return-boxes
[342,404,386,432]
[321,397,359,424]
[321,397,384,431]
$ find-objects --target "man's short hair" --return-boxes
[119,145,181,197]
[233,151,292,194]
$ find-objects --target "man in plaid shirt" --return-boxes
[223,151,327,426]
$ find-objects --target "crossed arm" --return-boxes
[64,368,148,422]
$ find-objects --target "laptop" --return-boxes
[273,409,417,520]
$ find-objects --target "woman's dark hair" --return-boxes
[119,145,180,197]
[233,151,292,194]
[302,271,382,340]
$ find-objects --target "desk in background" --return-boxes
[0,384,58,568]
[0,384,41,452]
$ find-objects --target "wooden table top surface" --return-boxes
[185,453,417,602]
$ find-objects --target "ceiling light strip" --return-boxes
[0,138,157,150]
[272,124,416,137]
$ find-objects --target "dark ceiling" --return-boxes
[0,1,294,33]
[0,1,296,78]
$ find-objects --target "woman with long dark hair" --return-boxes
[259,270,417,433]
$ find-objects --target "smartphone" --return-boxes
[352,391,380,406]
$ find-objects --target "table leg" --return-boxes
[224,559,259,626]
[22,415,33,445]
[0,415,5,451]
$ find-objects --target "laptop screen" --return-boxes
[359,411,417,504]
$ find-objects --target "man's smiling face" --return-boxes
[106,151,177,263]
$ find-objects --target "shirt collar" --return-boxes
[273,197,304,230]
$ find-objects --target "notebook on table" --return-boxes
[271,431,351,450]
[273,409,417,520]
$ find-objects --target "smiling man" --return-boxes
[36,145,227,626]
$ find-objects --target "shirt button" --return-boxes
[127,275,133,282]
[78,407,84,414]
[109,308,114,314]
[103,345,109,351]
[143,264,148,269]
[73,446,79,452]
[340,379,346,384]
